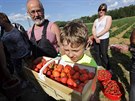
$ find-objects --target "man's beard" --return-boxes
[34,19,45,26]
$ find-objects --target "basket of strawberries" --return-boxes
[102,80,122,100]
[97,70,112,82]
[34,57,96,93]
[97,69,122,100]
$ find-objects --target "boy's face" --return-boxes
[62,41,85,62]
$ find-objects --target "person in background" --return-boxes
[60,21,97,68]
[0,12,30,87]
[129,29,135,101]
[89,3,112,70]
[26,0,63,59]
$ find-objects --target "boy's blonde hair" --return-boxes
[60,21,88,48]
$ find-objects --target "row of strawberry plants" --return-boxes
[110,24,129,37]
[112,16,135,27]
[123,23,135,38]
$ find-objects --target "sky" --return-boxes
[0,0,135,30]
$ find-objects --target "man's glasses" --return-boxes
[29,9,43,15]
[99,9,106,12]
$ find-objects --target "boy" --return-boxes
[60,21,97,68]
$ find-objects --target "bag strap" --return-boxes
[31,20,49,39]
[42,20,49,37]
[12,23,29,44]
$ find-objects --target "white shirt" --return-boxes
[95,16,110,39]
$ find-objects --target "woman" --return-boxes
[90,3,112,70]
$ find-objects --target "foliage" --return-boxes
[82,4,135,23]
[80,16,91,23]
[108,5,135,20]
[85,23,93,35]
[55,21,67,28]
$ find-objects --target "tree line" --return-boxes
[56,4,135,27]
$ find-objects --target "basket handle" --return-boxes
[38,57,61,81]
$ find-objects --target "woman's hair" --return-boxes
[0,12,11,24]
[98,3,107,12]
[60,21,88,48]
